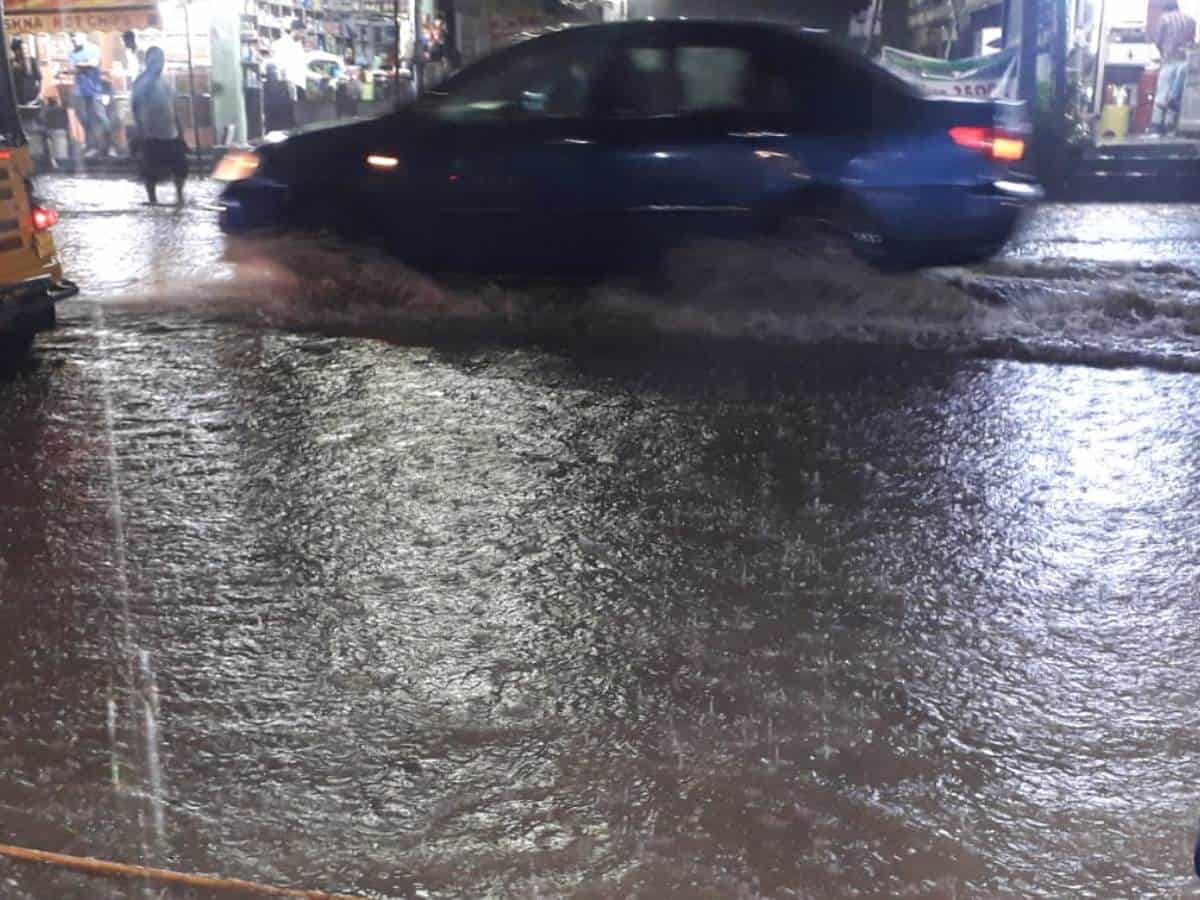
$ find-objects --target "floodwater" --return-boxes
[2,178,1200,899]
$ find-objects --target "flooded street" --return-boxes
[3,177,1200,898]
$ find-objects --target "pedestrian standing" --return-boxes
[131,47,188,206]
[11,38,41,106]
[262,63,295,132]
[122,30,143,82]
[335,69,361,118]
[10,38,53,171]
[69,32,113,159]
[1152,0,1197,136]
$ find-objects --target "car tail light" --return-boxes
[949,126,1026,162]
[31,205,58,232]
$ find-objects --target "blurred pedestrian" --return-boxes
[1152,0,1196,136]
[132,47,188,206]
[11,38,41,106]
[11,39,53,171]
[272,20,308,111]
[122,31,143,82]
[263,63,295,132]
[69,32,113,158]
[335,69,361,118]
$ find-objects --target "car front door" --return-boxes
[419,34,616,272]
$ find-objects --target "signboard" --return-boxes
[880,45,1019,99]
[6,0,159,33]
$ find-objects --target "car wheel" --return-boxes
[843,200,917,271]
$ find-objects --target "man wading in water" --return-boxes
[131,47,188,206]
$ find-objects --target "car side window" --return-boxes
[431,41,607,121]
[593,43,794,118]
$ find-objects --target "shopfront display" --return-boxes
[3,0,457,162]
[1068,0,1200,143]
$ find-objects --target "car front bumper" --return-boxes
[218,178,292,233]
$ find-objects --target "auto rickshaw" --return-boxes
[0,3,75,359]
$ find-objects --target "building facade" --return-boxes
[907,0,1004,56]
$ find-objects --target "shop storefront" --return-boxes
[4,0,244,163]
[3,0,416,164]
[1070,0,1200,142]
[1006,0,1200,146]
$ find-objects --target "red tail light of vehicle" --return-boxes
[31,206,59,232]
[949,126,1026,162]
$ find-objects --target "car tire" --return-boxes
[842,199,917,271]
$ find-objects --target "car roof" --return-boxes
[497,18,876,71]
[524,18,825,43]
[431,18,916,100]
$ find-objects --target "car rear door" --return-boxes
[581,25,811,256]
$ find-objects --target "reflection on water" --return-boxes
[2,179,1200,898]
[5,321,1200,898]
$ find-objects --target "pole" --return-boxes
[1052,0,1068,125]
[412,0,423,96]
[1019,0,1038,108]
[1091,0,1108,116]
[183,0,200,156]
[393,0,401,97]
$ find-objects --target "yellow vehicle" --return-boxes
[0,6,75,358]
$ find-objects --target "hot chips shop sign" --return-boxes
[5,0,159,34]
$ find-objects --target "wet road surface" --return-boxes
[2,178,1200,898]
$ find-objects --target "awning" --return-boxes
[5,0,159,34]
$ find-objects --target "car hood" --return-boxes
[256,112,429,182]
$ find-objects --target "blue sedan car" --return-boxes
[216,20,1041,271]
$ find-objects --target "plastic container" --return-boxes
[1099,103,1132,138]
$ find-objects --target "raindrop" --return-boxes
[139,650,167,848]
[106,688,120,788]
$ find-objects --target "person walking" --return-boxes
[131,47,187,206]
[69,32,112,158]
[1152,0,1197,136]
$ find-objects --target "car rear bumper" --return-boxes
[984,177,1045,203]
[858,175,1041,253]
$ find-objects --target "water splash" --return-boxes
[101,228,1200,375]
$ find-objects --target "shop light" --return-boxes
[31,206,58,232]
[367,154,401,170]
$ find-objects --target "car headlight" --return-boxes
[212,150,261,183]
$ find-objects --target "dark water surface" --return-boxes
[1,181,1199,898]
